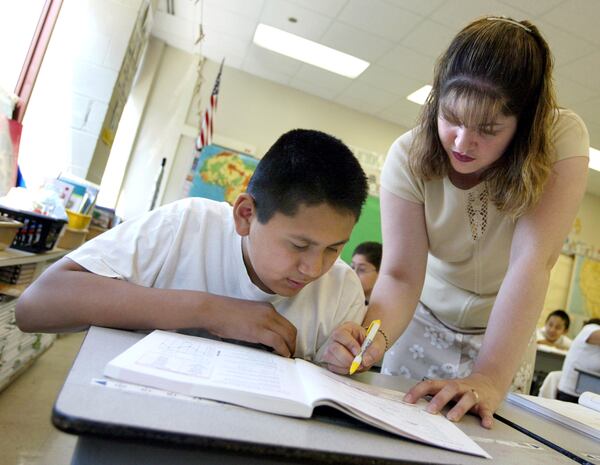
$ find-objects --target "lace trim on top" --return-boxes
[467,185,488,241]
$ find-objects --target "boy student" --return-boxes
[557,318,600,402]
[16,129,370,371]
[536,309,572,351]
[351,242,382,304]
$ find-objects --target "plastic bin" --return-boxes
[66,209,92,230]
[56,227,88,250]
[0,207,67,253]
[0,217,23,251]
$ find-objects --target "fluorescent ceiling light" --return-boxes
[590,147,600,172]
[406,85,432,105]
[253,23,369,79]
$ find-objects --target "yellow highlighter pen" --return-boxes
[349,319,381,375]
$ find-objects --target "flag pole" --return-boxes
[182,59,225,198]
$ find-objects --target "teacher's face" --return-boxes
[437,108,518,177]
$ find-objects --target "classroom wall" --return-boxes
[120,54,600,232]
[117,53,408,221]
[568,192,600,254]
[538,193,600,333]
[186,58,407,160]
[540,254,575,327]
[17,0,145,189]
[115,42,199,217]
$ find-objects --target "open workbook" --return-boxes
[104,330,490,459]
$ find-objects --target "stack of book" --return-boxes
[0,295,55,391]
[57,173,100,216]
[0,263,37,286]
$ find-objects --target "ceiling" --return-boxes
[151,0,600,196]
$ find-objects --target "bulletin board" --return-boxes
[341,195,382,263]
[566,254,600,321]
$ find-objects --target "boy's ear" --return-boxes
[233,193,256,236]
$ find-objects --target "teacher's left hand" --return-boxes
[403,373,503,429]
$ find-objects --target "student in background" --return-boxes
[557,318,600,402]
[536,309,572,351]
[357,16,589,428]
[351,241,382,304]
[16,129,369,371]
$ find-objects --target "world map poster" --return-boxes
[566,255,600,320]
[184,144,259,205]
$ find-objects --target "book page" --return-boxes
[297,360,491,459]
[105,331,309,414]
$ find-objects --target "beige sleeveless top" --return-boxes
[381,109,589,329]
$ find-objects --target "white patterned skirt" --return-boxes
[380,303,535,394]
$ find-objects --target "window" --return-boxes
[0,1,47,95]
[0,1,63,121]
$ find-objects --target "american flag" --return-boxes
[195,59,224,151]
[182,59,225,197]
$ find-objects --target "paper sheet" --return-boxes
[297,360,491,458]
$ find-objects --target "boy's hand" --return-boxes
[207,299,297,357]
[316,321,363,373]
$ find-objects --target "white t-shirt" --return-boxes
[558,324,600,396]
[380,109,589,329]
[67,198,367,359]
[536,327,572,351]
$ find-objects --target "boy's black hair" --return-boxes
[546,309,570,330]
[352,241,383,271]
[584,318,600,326]
[247,129,368,223]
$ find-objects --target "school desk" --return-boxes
[53,326,582,465]
[575,367,600,395]
[495,395,600,465]
[535,346,567,374]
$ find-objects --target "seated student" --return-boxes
[350,241,382,304]
[536,309,572,351]
[557,318,600,402]
[15,129,369,369]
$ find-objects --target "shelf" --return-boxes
[0,283,28,297]
[0,248,69,296]
[0,249,68,394]
[0,248,69,268]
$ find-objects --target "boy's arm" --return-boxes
[16,258,297,357]
[586,329,600,345]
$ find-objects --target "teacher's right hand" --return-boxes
[403,373,501,429]
[361,329,386,369]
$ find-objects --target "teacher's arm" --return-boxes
[405,156,589,428]
[360,187,429,367]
